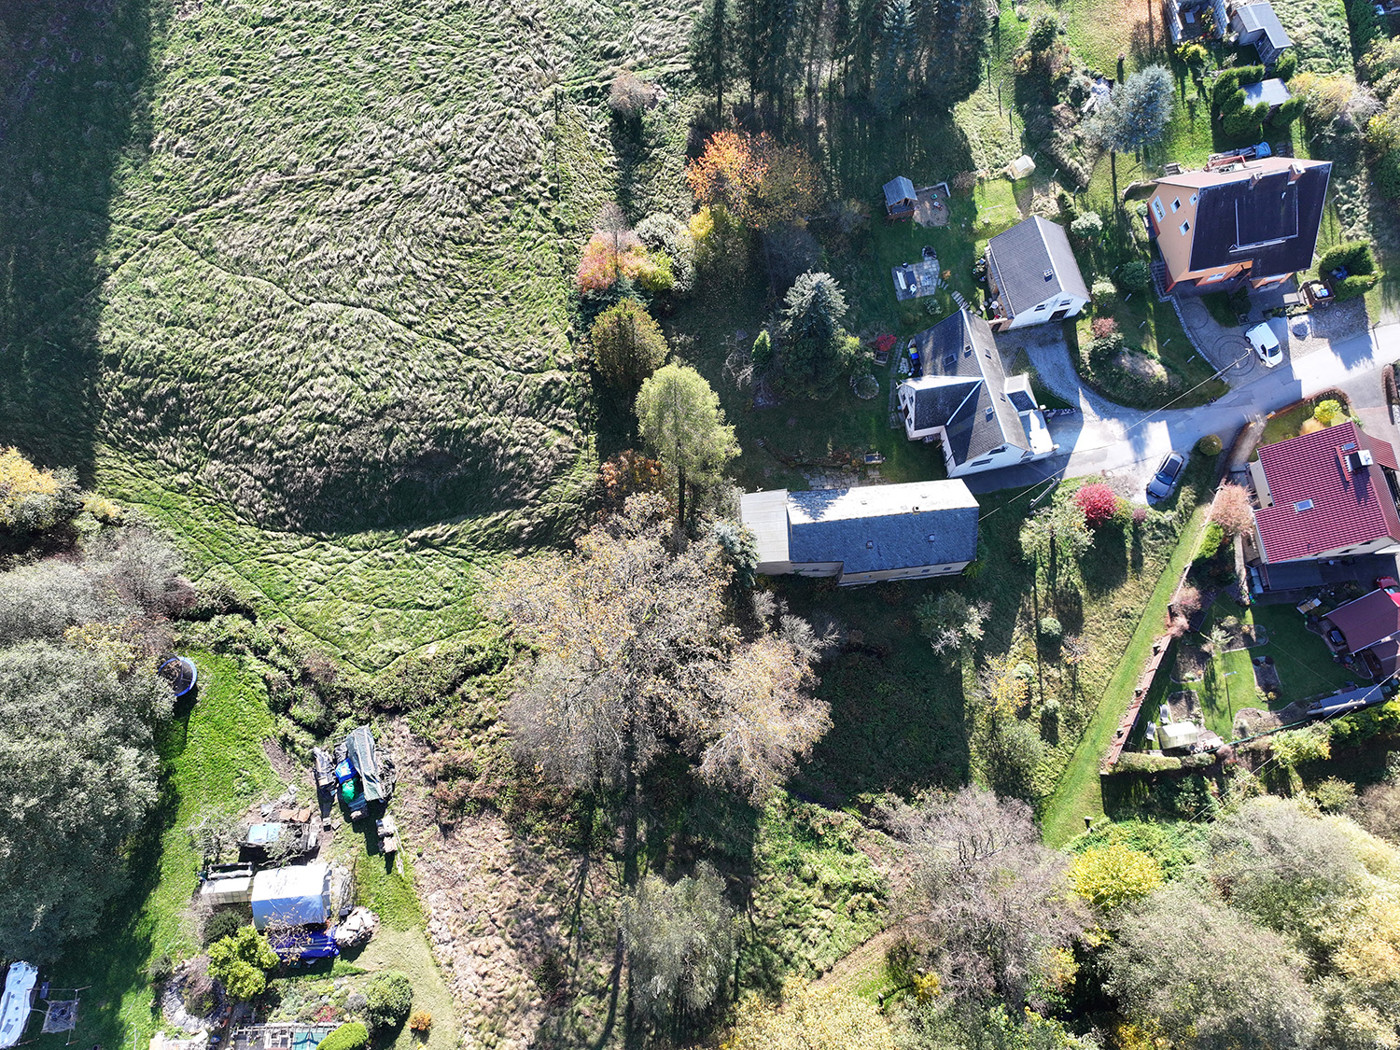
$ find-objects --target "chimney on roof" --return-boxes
[1347,449,1374,473]
[1289,162,1304,182]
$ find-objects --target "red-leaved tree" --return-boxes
[1074,483,1121,528]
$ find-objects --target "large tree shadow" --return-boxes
[0,0,158,484]
[823,102,977,204]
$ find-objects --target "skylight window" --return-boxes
[1294,499,1314,512]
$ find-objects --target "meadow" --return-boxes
[0,0,699,670]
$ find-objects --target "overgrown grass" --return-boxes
[0,0,701,669]
[36,653,284,1049]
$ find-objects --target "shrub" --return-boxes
[148,954,174,987]
[1313,399,1347,426]
[1334,274,1377,301]
[364,971,414,1032]
[409,1010,433,1033]
[1118,261,1150,292]
[1038,616,1063,642]
[207,926,277,1002]
[1177,42,1208,66]
[1274,50,1297,80]
[609,71,655,118]
[1091,316,1119,339]
[1112,752,1183,773]
[203,910,244,947]
[1311,777,1357,812]
[1195,521,1226,562]
[1070,211,1104,242]
[1091,279,1117,309]
[1196,434,1222,455]
[1025,12,1059,50]
[1074,483,1121,527]
[751,330,774,371]
[319,1022,370,1050]
[183,964,217,1016]
[1318,240,1377,279]
[0,447,82,538]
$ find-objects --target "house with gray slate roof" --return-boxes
[896,310,1057,477]
[1230,0,1291,66]
[985,217,1090,330]
[739,480,979,585]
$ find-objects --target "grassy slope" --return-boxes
[1041,500,1207,846]
[0,0,695,671]
[36,653,284,1049]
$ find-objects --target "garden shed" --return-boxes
[883,176,917,219]
[251,862,332,930]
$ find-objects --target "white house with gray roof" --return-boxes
[739,480,979,586]
[897,310,1057,476]
[985,217,1090,329]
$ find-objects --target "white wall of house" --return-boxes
[1005,292,1088,329]
[837,561,970,585]
[944,438,1034,477]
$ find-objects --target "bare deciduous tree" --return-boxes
[884,788,1087,1006]
[489,494,828,799]
[1211,483,1255,538]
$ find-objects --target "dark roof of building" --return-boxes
[1183,157,1330,278]
[903,311,1030,465]
[787,481,979,573]
[1326,587,1400,654]
[1254,421,1400,562]
[986,217,1090,318]
[1242,77,1291,109]
[884,176,917,207]
[1235,1,1291,48]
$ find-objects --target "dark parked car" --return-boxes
[1147,452,1185,501]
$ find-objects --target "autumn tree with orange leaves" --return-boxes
[686,131,817,231]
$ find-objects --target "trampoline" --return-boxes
[156,653,198,697]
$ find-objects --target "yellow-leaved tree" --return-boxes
[722,978,895,1050]
[1068,844,1164,911]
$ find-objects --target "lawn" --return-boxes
[1256,392,1352,452]
[35,653,285,1049]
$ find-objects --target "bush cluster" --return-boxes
[364,971,414,1032]
[319,1022,369,1050]
[1317,241,1380,300]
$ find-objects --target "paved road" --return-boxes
[967,319,1400,499]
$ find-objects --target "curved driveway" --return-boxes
[965,318,1400,498]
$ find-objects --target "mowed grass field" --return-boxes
[0,0,696,668]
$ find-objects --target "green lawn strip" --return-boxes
[38,652,284,1050]
[1041,504,1209,846]
[348,928,458,1050]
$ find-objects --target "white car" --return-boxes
[1246,322,1283,368]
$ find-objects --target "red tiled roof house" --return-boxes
[1322,587,1400,679]
[1248,421,1400,567]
